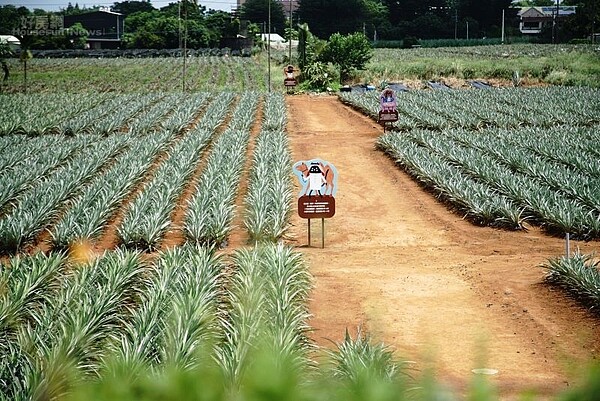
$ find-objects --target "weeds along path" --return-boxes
[284,94,600,399]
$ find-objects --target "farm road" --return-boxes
[284,95,600,399]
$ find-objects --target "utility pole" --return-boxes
[267,0,271,93]
[454,8,458,40]
[501,9,505,44]
[556,0,560,43]
[552,0,559,44]
[288,0,292,62]
[182,0,188,92]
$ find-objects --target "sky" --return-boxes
[0,0,238,12]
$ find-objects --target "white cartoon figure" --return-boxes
[307,163,326,196]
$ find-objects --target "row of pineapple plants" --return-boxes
[378,131,524,229]
[3,57,269,94]
[0,135,129,253]
[0,91,290,253]
[0,92,210,137]
[184,92,258,246]
[377,127,600,239]
[542,253,600,312]
[117,94,235,251]
[0,93,145,136]
[244,93,294,242]
[0,249,146,400]
[0,135,95,213]
[339,87,600,131]
[0,93,213,253]
[339,85,600,239]
[1,147,326,398]
[216,244,312,384]
[0,241,323,400]
[0,93,108,136]
[49,130,174,250]
[109,245,223,375]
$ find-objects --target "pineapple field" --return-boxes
[1,52,599,400]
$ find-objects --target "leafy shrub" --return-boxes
[319,32,372,81]
[299,61,339,91]
[402,36,420,49]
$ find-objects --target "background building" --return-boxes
[518,5,576,35]
[64,8,125,49]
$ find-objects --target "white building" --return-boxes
[0,35,21,51]
[518,6,576,35]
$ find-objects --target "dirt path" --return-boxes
[284,95,600,399]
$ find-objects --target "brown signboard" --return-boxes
[298,195,335,219]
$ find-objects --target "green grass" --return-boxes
[2,44,598,94]
[359,45,600,87]
[1,56,270,94]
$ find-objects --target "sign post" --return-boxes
[284,64,297,93]
[293,159,338,248]
[378,88,398,132]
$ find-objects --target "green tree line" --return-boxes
[0,0,597,49]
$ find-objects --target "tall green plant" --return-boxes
[320,32,372,81]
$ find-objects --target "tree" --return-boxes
[563,0,600,41]
[319,32,372,80]
[205,10,240,39]
[456,0,515,37]
[63,2,84,15]
[112,0,155,15]
[297,22,326,69]
[297,0,386,39]
[240,0,286,35]
[68,22,88,49]
[513,0,555,5]
[0,5,30,35]
[160,0,206,19]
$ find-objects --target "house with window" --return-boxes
[518,6,576,35]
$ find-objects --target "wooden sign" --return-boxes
[298,195,335,219]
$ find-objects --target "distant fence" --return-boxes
[372,36,534,49]
[14,47,253,58]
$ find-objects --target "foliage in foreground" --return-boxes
[62,342,600,401]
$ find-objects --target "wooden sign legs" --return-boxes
[307,218,325,248]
